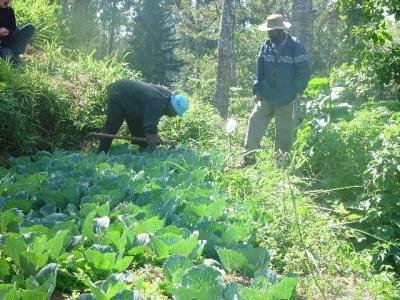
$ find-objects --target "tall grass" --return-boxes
[13,0,63,48]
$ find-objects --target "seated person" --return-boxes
[0,0,35,63]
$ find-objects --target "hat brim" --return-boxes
[257,21,291,32]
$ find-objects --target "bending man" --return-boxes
[98,79,189,153]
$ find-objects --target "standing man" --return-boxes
[97,79,189,153]
[242,14,310,165]
[0,0,35,63]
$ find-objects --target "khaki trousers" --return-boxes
[244,100,294,154]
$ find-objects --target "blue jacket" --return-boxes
[253,34,310,105]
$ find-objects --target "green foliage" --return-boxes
[225,276,297,300]
[304,77,330,99]
[159,97,224,149]
[294,103,400,272]
[0,148,298,298]
[361,125,400,271]
[334,0,400,100]
[172,265,225,300]
[0,263,57,299]
[217,245,270,276]
[296,108,387,190]
[178,54,217,104]
[13,0,64,47]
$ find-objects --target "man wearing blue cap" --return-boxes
[97,79,189,153]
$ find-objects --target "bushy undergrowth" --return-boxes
[293,100,400,274]
[219,150,399,298]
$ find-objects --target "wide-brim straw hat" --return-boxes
[258,14,291,31]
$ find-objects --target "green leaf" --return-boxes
[238,277,297,300]
[110,290,135,300]
[19,289,48,300]
[0,284,15,299]
[186,198,226,220]
[264,277,297,299]
[162,255,193,282]
[20,225,51,237]
[172,265,224,300]
[169,237,199,257]
[3,199,32,213]
[127,245,152,257]
[238,246,270,269]
[3,236,26,266]
[31,235,48,256]
[150,239,169,259]
[113,256,134,272]
[35,263,58,298]
[0,258,10,278]
[220,223,252,244]
[136,217,164,234]
[188,240,206,260]
[87,274,128,300]
[20,252,49,276]
[82,211,97,240]
[106,229,127,256]
[0,210,21,232]
[181,265,223,288]
[216,248,247,273]
[47,230,69,260]
[84,249,116,271]
[36,263,58,285]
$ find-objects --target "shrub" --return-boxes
[159,98,224,150]
[293,103,400,272]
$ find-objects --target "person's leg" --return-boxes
[97,99,124,154]
[274,101,295,155]
[126,119,147,152]
[5,24,36,55]
[244,100,274,154]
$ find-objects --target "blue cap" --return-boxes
[171,93,189,117]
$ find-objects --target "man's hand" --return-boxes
[0,28,9,37]
[145,134,164,151]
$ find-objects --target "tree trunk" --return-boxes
[229,17,236,87]
[214,0,235,119]
[108,0,118,56]
[291,0,313,48]
[292,0,313,127]
[71,0,88,46]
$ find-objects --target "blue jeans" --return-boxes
[1,24,35,55]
